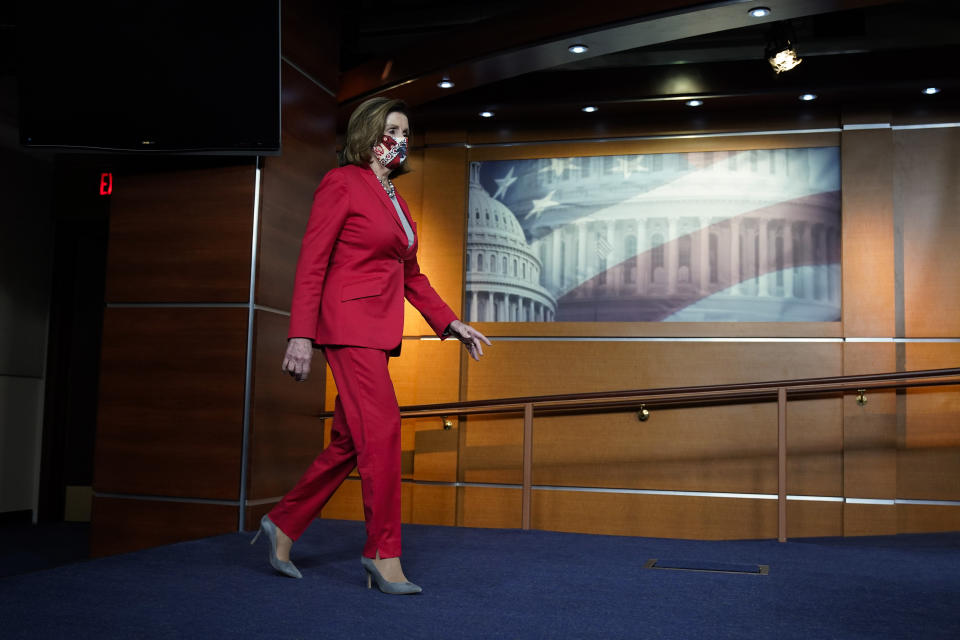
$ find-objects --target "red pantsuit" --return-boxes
[269,164,457,559]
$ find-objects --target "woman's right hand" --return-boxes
[282,337,314,382]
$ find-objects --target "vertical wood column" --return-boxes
[840,111,897,536]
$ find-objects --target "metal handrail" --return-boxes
[319,367,960,541]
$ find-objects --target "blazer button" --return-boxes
[398,258,404,263]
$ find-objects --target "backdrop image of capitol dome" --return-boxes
[465,147,841,323]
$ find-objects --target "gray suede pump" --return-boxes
[361,556,422,595]
[251,515,302,579]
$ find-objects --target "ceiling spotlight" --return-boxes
[922,87,941,95]
[568,44,589,54]
[765,22,802,73]
[437,76,454,89]
[749,7,771,18]
[479,111,494,118]
[685,99,703,107]
[582,106,598,113]
[799,93,818,101]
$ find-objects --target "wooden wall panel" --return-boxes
[840,127,895,337]
[404,146,469,336]
[458,486,521,529]
[322,477,364,521]
[91,497,237,557]
[319,479,416,525]
[462,342,842,504]
[898,504,960,534]
[844,503,897,537]
[465,340,842,399]
[842,342,897,499]
[247,310,326,500]
[105,163,255,303]
[531,490,841,540]
[462,414,524,485]
[411,483,456,526]
[257,63,339,312]
[94,308,247,499]
[245,502,278,531]
[896,128,960,337]
[899,343,960,501]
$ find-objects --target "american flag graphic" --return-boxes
[465,147,841,322]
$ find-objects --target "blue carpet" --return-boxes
[0,522,89,578]
[1,519,958,639]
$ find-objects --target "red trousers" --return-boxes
[268,345,402,559]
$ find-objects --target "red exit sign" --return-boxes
[99,173,113,195]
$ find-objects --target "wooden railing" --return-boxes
[320,367,960,542]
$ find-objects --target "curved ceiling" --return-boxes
[336,0,960,129]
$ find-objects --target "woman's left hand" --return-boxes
[446,320,492,361]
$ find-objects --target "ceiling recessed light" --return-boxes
[437,76,454,89]
[922,87,941,95]
[582,106,598,113]
[799,93,818,101]
[568,44,588,54]
[479,111,494,118]
[749,7,771,18]
[685,99,703,107]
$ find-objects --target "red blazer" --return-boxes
[288,164,458,353]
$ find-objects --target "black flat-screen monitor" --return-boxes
[18,1,280,154]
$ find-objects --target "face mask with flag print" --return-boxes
[372,134,408,170]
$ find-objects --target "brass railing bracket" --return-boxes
[441,416,454,430]
[637,404,650,422]
[856,389,867,407]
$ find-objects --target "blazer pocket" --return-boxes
[341,276,385,301]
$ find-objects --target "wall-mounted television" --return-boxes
[17,1,280,154]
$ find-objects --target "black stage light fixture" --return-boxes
[765,22,803,74]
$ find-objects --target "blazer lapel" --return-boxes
[359,168,409,239]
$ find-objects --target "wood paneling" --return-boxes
[842,342,897,499]
[531,490,841,540]
[900,343,960,501]
[321,477,364,521]
[245,501,279,531]
[461,341,842,503]
[840,126,895,337]
[403,146,469,336]
[458,486,522,529]
[844,502,897,537]
[898,504,960,534]
[94,308,247,499]
[91,497,237,557]
[463,414,523,485]
[410,483,456,526]
[105,163,255,303]
[896,127,960,337]
[247,310,326,500]
[257,63,339,311]
[465,340,842,399]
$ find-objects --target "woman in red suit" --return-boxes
[251,97,490,594]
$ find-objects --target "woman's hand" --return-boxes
[282,337,314,382]
[445,320,492,362]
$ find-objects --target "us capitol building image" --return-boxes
[464,162,557,322]
[465,148,841,323]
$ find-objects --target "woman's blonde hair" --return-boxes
[342,97,411,176]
